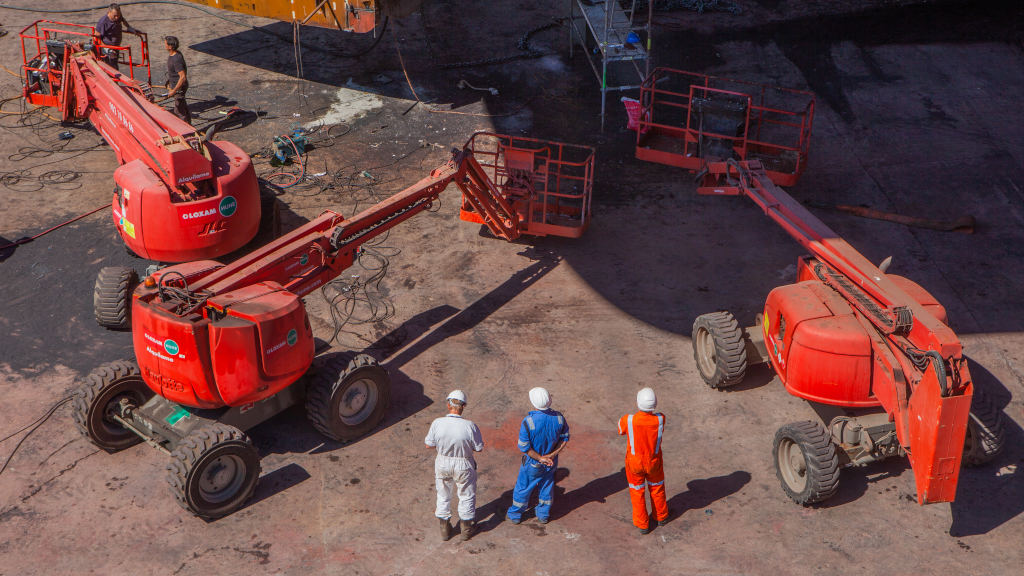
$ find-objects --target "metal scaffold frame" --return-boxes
[568,0,653,130]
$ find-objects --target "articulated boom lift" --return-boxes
[691,160,1004,505]
[20,21,261,327]
[72,136,594,518]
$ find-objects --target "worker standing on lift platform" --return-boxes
[618,387,669,534]
[95,3,142,70]
[163,36,191,124]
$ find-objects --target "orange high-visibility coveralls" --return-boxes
[618,411,667,529]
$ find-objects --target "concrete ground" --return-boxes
[0,1,1021,574]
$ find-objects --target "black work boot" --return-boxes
[439,518,452,541]
[460,519,475,541]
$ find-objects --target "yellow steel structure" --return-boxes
[183,1,380,33]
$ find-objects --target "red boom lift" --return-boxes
[71,133,595,518]
[690,160,1005,505]
[19,21,263,328]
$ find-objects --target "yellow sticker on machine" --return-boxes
[763,312,770,334]
[122,218,136,239]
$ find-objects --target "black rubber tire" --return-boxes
[71,360,153,452]
[306,354,391,442]
[773,421,840,505]
[692,311,748,388]
[167,423,261,519]
[962,386,1006,467]
[94,266,138,330]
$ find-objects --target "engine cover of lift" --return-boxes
[763,271,948,408]
[132,281,314,409]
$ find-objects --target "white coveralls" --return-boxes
[425,413,484,521]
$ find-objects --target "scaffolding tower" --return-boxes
[568,0,653,130]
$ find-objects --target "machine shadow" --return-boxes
[227,462,311,521]
[665,470,751,521]
[949,356,1022,537]
[189,22,496,111]
[254,250,562,456]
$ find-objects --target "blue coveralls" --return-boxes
[506,409,570,522]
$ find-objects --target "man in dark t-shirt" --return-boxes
[95,3,142,70]
[164,36,191,124]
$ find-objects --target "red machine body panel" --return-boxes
[763,281,874,407]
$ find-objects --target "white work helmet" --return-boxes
[637,387,657,411]
[447,390,467,405]
[529,387,551,410]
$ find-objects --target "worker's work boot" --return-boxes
[639,524,652,535]
[439,518,452,541]
[460,519,475,541]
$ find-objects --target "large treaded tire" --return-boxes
[306,354,391,442]
[692,311,748,388]
[773,421,840,505]
[94,266,138,330]
[166,423,261,519]
[962,386,1006,467]
[71,360,153,452]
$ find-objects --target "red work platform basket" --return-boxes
[635,68,815,186]
[460,132,595,238]
[19,20,151,108]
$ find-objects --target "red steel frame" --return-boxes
[460,132,595,239]
[698,160,973,504]
[636,68,815,186]
[20,20,150,108]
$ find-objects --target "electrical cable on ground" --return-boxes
[0,396,72,477]
[0,204,108,252]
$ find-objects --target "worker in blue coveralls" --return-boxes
[506,387,570,524]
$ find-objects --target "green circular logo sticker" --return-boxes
[219,196,237,217]
[299,253,309,266]
[286,329,298,347]
[164,339,180,356]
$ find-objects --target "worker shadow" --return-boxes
[949,356,1022,537]
[665,470,751,521]
[550,468,627,521]
[473,488,514,534]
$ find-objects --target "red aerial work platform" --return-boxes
[634,68,815,186]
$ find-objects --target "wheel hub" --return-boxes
[337,377,378,426]
[198,454,245,503]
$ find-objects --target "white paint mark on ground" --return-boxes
[307,81,383,127]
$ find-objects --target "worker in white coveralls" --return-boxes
[425,390,485,541]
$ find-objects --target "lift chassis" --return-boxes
[690,160,1006,506]
[72,135,595,518]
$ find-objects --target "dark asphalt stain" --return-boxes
[0,217,136,376]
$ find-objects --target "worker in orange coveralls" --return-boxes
[618,387,668,534]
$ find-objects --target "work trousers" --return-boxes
[434,455,477,521]
[626,457,668,529]
[171,90,192,125]
[506,462,555,521]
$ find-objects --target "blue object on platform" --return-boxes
[627,32,640,44]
